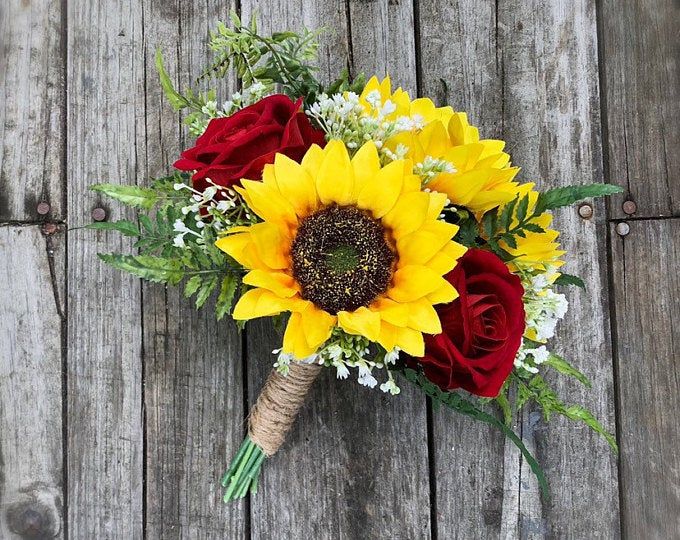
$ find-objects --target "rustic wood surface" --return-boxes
[1,0,678,539]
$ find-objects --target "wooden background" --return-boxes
[1,0,678,538]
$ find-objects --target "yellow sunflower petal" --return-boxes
[378,322,424,357]
[406,298,442,334]
[248,222,290,270]
[357,159,405,218]
[272,153,318,216]
[388,265,447,303]
[233,288,299,320]
[425,241,468,274]
[371,297,410,327]
[242,269,299,298]
[396,220,459,266]
[238,179,297,227]
[382,192,430,238]
[425,280,458,305]
[300,304,336,350]
[316,140,355,205]
[338,306,381,341]
[282,312,316,358]
[351,141,382,195]
[300,144,325,177]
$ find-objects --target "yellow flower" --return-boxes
[389,113,521,216]
[216,140,467,359]
[359,76,453,125]
[497,183,566,273]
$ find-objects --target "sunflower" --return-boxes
[359,76,453,125]
[497,183,566,273]
[387,113,520,216]
[216,140,467,358]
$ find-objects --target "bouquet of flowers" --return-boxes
[90,14,621,502]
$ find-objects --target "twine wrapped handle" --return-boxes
[249,362,322,456]
[222,362,322,500]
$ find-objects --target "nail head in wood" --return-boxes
[42,223,58,235]
[36,202,50,215]
[615,222,630,237]
[578,203,593,219]
[622,200,637,215]
[6,500,56,538]
[91,207,107,222]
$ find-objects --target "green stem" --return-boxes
[221,436,267,502]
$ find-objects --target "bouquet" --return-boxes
[89,14,621,502]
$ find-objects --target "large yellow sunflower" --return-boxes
[359,76,520,216]
[216,140,467,359]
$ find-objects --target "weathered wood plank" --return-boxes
[0,0,64,222]
[600,0,680,219]
[498,1,620,537]
[140,2,247,537]
[241,2,432,538]
[66,1,145,537]
[418,2,509,537]
[610,218,680,539]
[0,225,64,538]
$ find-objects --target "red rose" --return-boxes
[418,248,525,397]
[174,94,326,191]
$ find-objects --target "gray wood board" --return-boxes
[0,0,64,222]
[140,2,247,538]
[610,218,680,539]
[66,1,145,537]
[600,0,680,219]
[0,225,64,538]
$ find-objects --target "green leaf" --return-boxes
[545,353,591,388]
[195,275,219,309]
[554,273,586,289]
[400,368,549,498]
[495,390,513,426]
[98,253,184,284]
[85,220,139,237]
[523,222,546,234]
[516,195,529,224]
[91,184,159,210]
[563,405,618,453]
[155,49,190,111]
[499,196,518,231]
[536,184,623,213]
[183,275,202,298]
[215,274,238,320]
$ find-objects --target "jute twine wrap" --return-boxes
[248,362,322,456]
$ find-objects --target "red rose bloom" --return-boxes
[174,94,326,191]
[418,248,525,397]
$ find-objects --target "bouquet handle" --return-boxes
[221,362,322,500]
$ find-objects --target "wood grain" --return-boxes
[0,225,64,539]
[600,0,680,219]
[66,1,145,537]
[241,2,431,538]
[498,1,619,537]
[610,218,680,539]
[0,0,64,222]
[140,2,247,537]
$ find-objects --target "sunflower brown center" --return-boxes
[291,205,395,314]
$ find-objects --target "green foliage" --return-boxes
[534,184,623,214]
[98,254,185,285]
[204,12,325,104]
[553,273,586,289]
[544,353,591,388]
[516,374,617,452]
[86,220,140,237]
[400,368,549,497]
[90,184,160,210]
[155,49,190,111]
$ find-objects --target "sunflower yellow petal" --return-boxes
[424,241,468,274]
[388,265,447,303]
[382,192,430,238]
[357,159,404,218]
[300,304,336,350]
[242,269,299,298]
[371,297,410,327]
[273,153,318,216]
[238,179,297,227]
[300,144,325,177]
[378,322,424,357]
[233,288,297,320]
[406,299,442,334]
[338,306,381,341]
[351,141,382,195]
[396,221,459,266]
[425,280,458,305]
[282,312,316,358]
[248,222,290,270]
[316,140,355,205]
